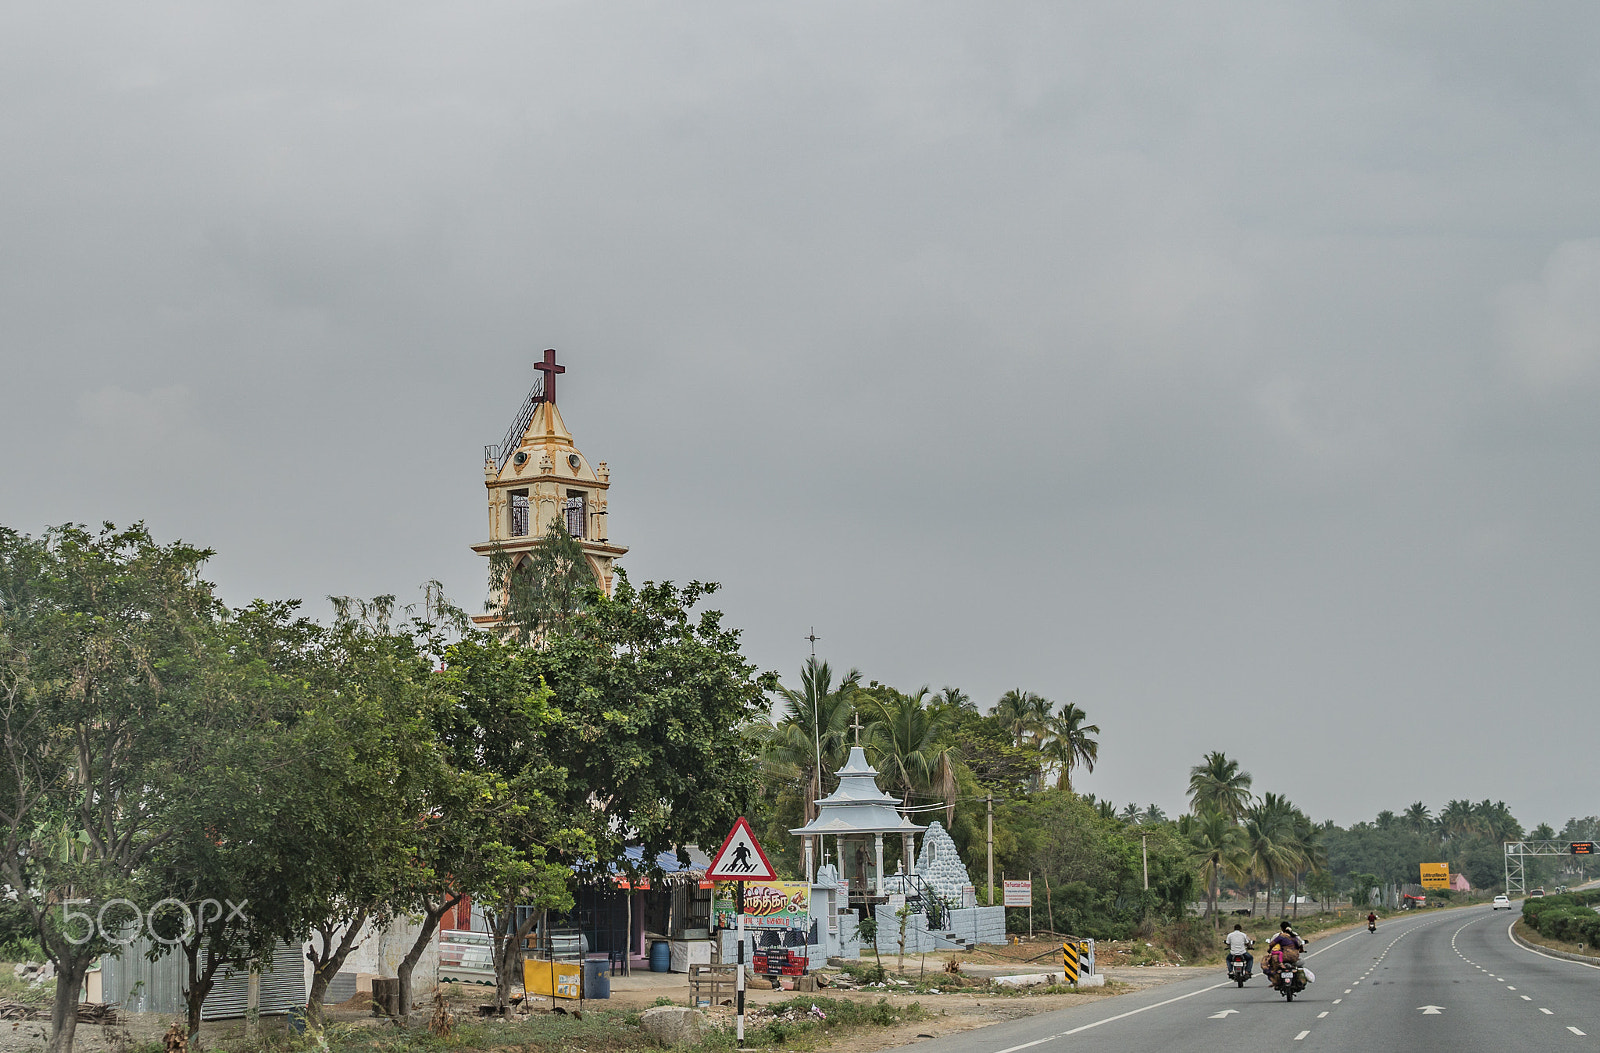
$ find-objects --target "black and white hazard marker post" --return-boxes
[735,880,746,1045]
[706,817,778,1050]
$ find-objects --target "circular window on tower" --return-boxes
[513,451,528,467]
[568,453,582,470]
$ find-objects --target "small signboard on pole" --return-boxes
[1003,879,1033,907]
[707,817,775,1048]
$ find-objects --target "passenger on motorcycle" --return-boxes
[1224,924,1254,973]
[1263,922,1304,982]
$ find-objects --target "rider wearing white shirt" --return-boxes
[1224,924,1253,972]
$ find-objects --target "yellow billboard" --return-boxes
[1420,862,1450,889]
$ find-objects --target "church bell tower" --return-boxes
[472,350,627,621]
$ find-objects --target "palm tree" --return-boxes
[1142,803,1167,824]
[1402,802,1433,835]
[864,687,961,825]
[1188,809,1247,924]
[993,690,1052,750]
[1120,802,1144,825]
[1040,703,1100,792]
[771,658,861,821]
[1439,799,1475,840]
[1244,794,1299,918]
[1187,752,1254,820]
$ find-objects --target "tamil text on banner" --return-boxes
[1003,879,1033,907]
[1419,863,1450,889]
[714,881,810,930]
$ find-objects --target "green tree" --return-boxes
[1187,809,1246,924]
[992,690,1052,750]
[485,514,596,644]
[1041,703,1100,793]
[0,523,228,1053]
[435,631,586,1006]
[769,658,861,821]
[1187,752,1254,820]
[862,686,960,825]
[1402,802,1433,835]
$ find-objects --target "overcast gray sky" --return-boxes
[4,3,1598,830]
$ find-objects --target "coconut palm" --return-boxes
[993,689,1052,749]
[1439,799,1476,840]
[864,686,961,825]
[770,657,861,821]
[1244,794,1300,918]
[1188,809,1247,924]
[1187,752,1254,820]
[1041,703,1100,792]
[1403,802,1433,835]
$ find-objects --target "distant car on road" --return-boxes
[1493,894,1511,910]
[1530,888,1546,898]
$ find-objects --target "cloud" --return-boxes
[1498,240,1600,389]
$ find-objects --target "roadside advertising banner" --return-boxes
[714,880,810,930]
[1419,862,1450,889]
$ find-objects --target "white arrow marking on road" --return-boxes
[1208,1010,1240,1019]
[1418,1006,1445,1015]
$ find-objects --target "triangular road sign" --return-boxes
[706,817,777,881]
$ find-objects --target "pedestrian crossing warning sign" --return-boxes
[707,816,777,881]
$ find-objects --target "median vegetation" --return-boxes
[1521,890,1600,949]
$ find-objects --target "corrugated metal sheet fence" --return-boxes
[100,939,306,1019]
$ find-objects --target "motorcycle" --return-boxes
[1268,961,1313,1001]
[1226,952,1252,987]
[1368,921,1376,934]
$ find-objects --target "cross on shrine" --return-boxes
[535,348,566,406]
[851,711,863,745]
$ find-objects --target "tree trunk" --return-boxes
[396,895,461,1026]
[44,955,90,1053]
[490,906,540,1008]
[305,910,370,1024]
[183,938,223,1041]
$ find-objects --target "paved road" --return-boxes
[890,905,1600,1051]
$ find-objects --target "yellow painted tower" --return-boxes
[472,350,626,622]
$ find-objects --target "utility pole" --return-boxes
[987,794,995,907]
[1142,833,1149,891]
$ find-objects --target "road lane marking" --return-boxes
[1333,999,1342,1004]
[1541,1008,1554,1015]
[1294,1030,1309,1041]
[1508,987,1516,990]
[1570,1027,1587,1036]
[1344,989,1351,994]
[1522,996,1532,1000]
[1208,1010,1239,1019]
[986,982,1231,1053]
[1418,1006,1445,1014]
[1317,1011,1328,1018]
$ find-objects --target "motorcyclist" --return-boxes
[1224,923,1254,974]
[1367,911,1377,931]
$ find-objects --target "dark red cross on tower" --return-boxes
[535,348,565,405]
